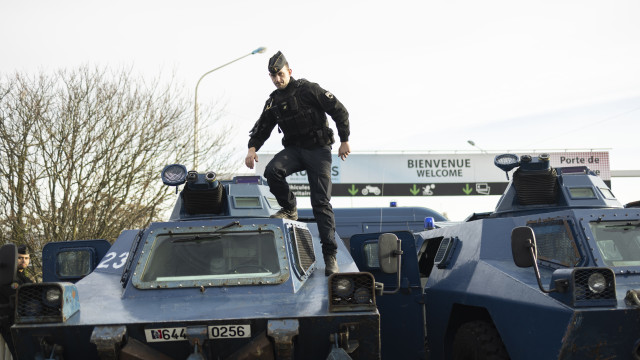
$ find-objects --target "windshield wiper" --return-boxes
[171,221,241,243]
[171,234,221,243]
[602,221,640,229]
[215,221,241,231]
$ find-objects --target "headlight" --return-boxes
[333,278,354,297]
[328,272,376,312]
[354,287,373,304]
[45,288,61,304]
[588,272,607,293]
[161,164,188,186]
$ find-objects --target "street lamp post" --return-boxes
[467,140,488,154]
[193,46,267,169]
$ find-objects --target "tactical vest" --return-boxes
[264,80,334,147]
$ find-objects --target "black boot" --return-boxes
[324,254,339,276]
[270,206,298,220]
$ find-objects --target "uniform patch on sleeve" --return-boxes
[324,91,334,99]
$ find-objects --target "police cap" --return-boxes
[268,51,288,74]
[17,244,28,255]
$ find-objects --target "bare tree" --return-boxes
[0,66,238,279]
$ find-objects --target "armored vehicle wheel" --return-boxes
[452,320,509,360]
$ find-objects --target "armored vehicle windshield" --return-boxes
[133,223,290,288]
[590,220,640,267]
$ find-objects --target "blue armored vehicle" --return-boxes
[1,165,381,360]
[299,206,448,246]
[350,153,640,359]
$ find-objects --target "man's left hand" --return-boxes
[338,142,350,161]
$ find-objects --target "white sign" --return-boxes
[255,151,610,184]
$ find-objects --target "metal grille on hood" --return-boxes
[290,226,316,275]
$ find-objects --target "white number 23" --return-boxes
[97,252,129,269]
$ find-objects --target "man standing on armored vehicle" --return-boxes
[245,51,350,276]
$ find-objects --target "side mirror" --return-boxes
[378,233,399,274]
[511,226,537,268]
[0,244,17,286]
[378,233,403,295]
[511,226,556,293]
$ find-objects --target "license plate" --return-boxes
[209,324,251,338]
[145,325,251,342]
[145,327,187,342]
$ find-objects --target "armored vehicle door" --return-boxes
[42,239,112,283]
[350,231,426,359]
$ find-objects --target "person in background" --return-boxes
[16,245,33,285]
[0,244,34,358]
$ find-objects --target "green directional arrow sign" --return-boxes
[462,184,473,195]
[348,184,359,196]
[409,184,420,195]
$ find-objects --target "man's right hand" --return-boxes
[245,147,258,169]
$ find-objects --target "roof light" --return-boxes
[494,154,520,180]
[161,164,188,186]
[424,217,435,230]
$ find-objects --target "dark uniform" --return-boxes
[0,245,33,358]
[15,270,32,286]
[248,52,350,265]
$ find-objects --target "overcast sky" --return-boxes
[2,0,639,219]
